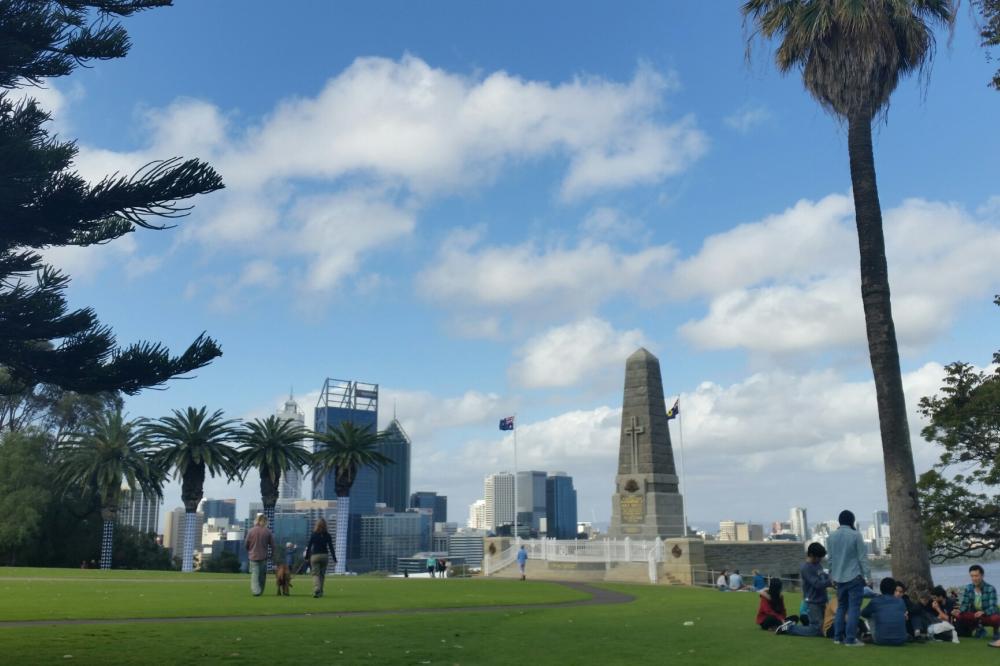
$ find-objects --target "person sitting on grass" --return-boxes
[729,569,745,591]
[860,577,908,646]
[717,569,730,592]
[952,564,1000,639]
[752,569,766,592]
[894,581,927,639]
[778,542,831,637]
[919,588,959,643]
[756,577,787,631]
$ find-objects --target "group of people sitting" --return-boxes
[753,510,1000,647]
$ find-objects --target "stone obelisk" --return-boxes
[609,348,685,538]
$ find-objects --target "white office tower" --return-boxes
[276,392,306,500]
[483,472,515,530]
[468,499,486,529]
[790,507,809,542]
[117,486,160,534]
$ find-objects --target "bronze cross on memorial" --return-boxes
[624,415,644,473]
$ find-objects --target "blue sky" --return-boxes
[32,1,1000,532]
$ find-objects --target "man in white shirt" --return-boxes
[729,570,745,591]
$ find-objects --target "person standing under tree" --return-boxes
[827,510,871,647]
[245,514,275,597]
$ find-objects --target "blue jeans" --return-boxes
[834,576,865,644]
[249,559,266,596]
[787,602,826,637]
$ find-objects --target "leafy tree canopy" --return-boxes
[917,296,1000,561]
[975,0,1000,89]
[0,1,224,398]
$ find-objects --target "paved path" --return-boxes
[0,581,634,628]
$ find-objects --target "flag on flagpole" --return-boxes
[666,399,680,420]
[499,416,515,431]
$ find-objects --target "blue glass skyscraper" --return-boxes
[546,473,578,539]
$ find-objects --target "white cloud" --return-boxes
[677,195,1000,355]
[511,318,648,388]
[723,103,772,133]
[417,227,675,318]
[61,57,706,299]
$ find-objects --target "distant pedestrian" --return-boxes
[516,545,528,581]
[427,556,437,578]
[827,509,871,647]
[437,558,447,578]
[304,518,335,598]
[244,513,276,597]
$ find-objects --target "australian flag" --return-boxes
[499,416,515,431]
[666,399,680,421]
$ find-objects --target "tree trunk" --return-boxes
[334,494,349,575]
[847,114,933,592]
[261,467,279,572]
[100,519,114,570]
[182,510,197,573]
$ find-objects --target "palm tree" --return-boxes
[145,407,240,572]
[236,415,312,564]
[57,407,165,570]
[742,0,955,590]
[312,422,392,574]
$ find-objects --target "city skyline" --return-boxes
[46,3,998,531]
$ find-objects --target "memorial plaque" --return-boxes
[620,495,644,523]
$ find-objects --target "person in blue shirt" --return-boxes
[827,509,872,647]
[779,542,832,637]
[752,570,766,592]
[861,578,908,646]
[516,545,528,581]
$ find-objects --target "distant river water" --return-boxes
[872,561,1000,588]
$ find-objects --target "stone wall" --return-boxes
[703,541,804,587]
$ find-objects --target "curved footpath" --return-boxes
[0,581,634,628]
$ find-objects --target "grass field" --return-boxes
[1,569,997,665]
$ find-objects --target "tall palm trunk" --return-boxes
[182,511,197,572]
[334,495,349,574]
[848,114,932,592]
[261,467,279,572]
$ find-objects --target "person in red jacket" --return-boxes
[757,577,787,631]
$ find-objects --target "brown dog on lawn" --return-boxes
[275,563,292,596]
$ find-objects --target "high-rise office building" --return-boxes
[516,470,547,532]
[484,472,515,530]
[199,498,237,524]
[360,510,432,572]
[718,520,764,542]
[872,510,889,538]
[410,491,447,525]
[545,473,578,539]
[378,420,411,512]
[117,487,160,535]
[448,529,486,568]
[313,379,378,566]
[790,507,809,542]
[276,393,306,500]
[163,508,204,556]
[468,499,486,529]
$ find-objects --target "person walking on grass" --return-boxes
[828,509,871,647]
[245,513,275,596]
[304,518,336,598]
[517,545,528,581]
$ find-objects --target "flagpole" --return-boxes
[513,414,519,542]
[677,399,689,537]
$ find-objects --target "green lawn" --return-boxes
[1,571,997,665]
[0,568,585,620]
